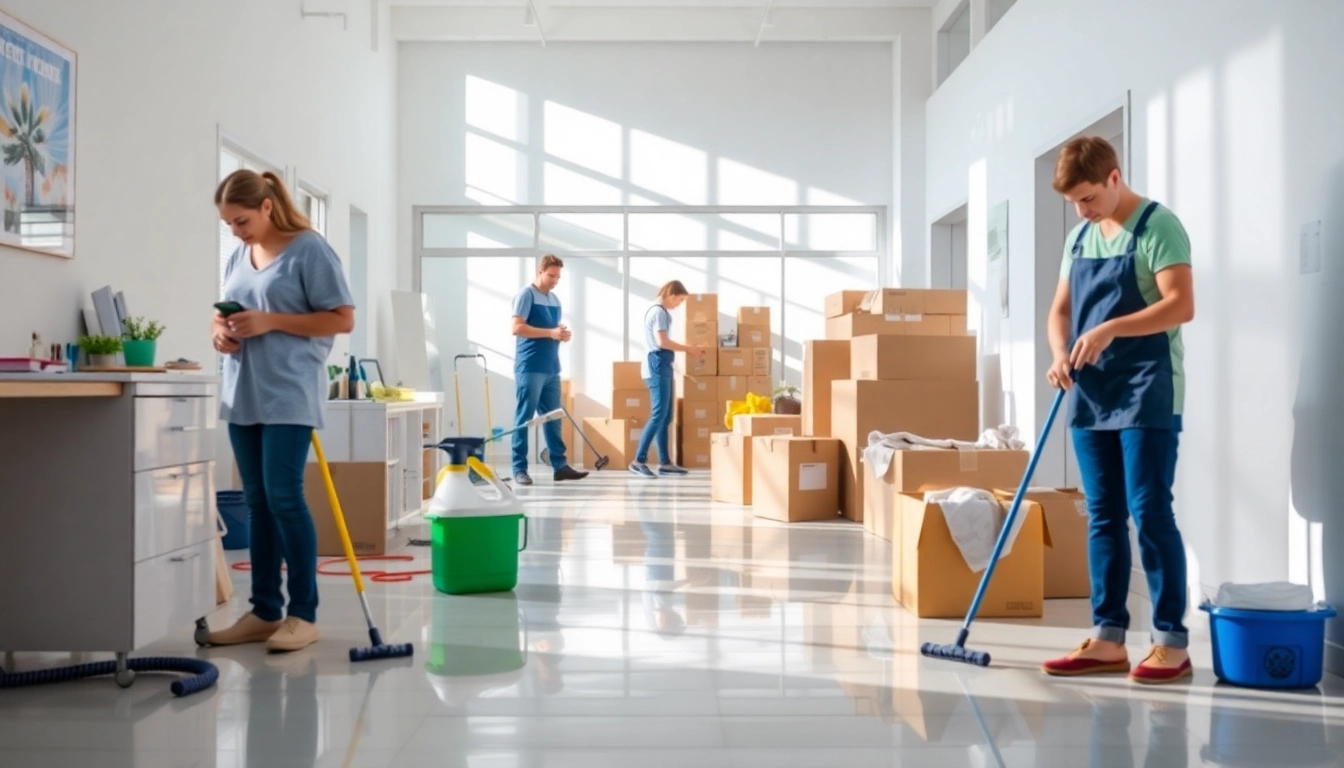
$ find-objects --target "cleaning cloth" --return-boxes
[1214,582,1316,612]
[925,487,1026,573]
[861,426,1026,479]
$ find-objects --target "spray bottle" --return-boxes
[425,437,516,518]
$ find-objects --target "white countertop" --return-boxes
[0,371,220,383]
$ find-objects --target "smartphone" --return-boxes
[214,301,245,316]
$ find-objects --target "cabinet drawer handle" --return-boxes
[170,425,204,432]
[170,552,200,563]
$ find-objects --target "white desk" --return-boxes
[0,372,220,681]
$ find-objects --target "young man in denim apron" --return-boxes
[510,254,589,486]
[1040,137,1196,685]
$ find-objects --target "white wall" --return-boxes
[925,0,1344,663]
[399,42,895,436]
[0,0,399,387]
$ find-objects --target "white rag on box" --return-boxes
[860,426,1026,480]
[1214,582,1316,612]
[925,487,1027,573]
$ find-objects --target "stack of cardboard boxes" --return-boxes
[709,412,842,522]
[583,363,648,470]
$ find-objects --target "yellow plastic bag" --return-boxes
[724,392,773,431]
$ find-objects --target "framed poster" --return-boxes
[0,11,75,259]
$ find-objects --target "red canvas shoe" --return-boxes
[1129,646,1192,685]
[1041,639,1132,676]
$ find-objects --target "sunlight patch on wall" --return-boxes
[466,133,522,204]
[631,130,708,205]
[466,76,522,142]
[717,157,798,206]
[544,101,622,179]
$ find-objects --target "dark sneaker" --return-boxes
[657,465,689,476]
[514,472,533,486]
[629,463,656,478]
[554,465,589,481]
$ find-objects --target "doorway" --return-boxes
[1032,103,1127,488]
[930,203,969,290]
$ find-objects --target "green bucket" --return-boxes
[430,512,528,595]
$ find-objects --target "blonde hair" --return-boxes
[215,170,311,233]
[657,280,688,300]
[1053,136,1121,193]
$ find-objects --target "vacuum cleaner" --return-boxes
[920,385,1066,668]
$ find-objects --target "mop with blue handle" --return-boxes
[920,384,1067,667]
[311,431,415,663]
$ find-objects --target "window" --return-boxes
[297,183,329,238]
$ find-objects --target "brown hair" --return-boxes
[214,170,311,233]
[657,280,688,300]
[539,253,564,271]
[1053,136,1120,193]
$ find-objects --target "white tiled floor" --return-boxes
[3,470,1343,767]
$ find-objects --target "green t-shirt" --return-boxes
[1059,199,1192,415]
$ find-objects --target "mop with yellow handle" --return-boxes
[311,431,415,662]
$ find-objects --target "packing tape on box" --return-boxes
[958,449,979,472]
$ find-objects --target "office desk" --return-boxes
[0,372,220,682]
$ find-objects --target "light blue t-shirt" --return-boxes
[219,230,355,429]
[641,304,672,379]
[513,285,563,374]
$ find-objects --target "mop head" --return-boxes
[349,628,415,662]
[919,630,991,666]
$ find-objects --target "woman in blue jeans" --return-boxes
[629,281,706,478]
[204,169,355,652]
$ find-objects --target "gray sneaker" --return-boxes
[628,462,656,478]
[514,472,533,486]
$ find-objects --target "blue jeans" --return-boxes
[1071,417,1187,648]
[513,372,567,475]
[228,423,319,623]
[635,375,674,464]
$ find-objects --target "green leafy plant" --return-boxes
[772,382,800,399]
[327,364,344,381]
[121,316,164,341]
[78,335,123,355]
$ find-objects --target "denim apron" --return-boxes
[1068,201,1176,431]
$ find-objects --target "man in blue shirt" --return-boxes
[511,254,588,485]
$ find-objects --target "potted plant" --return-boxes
[79,335,123,368]
[121,316,165,367]
[772,382,801,415]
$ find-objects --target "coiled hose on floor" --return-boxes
[0,657,219,697]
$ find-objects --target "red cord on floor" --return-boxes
[230,555,431,582]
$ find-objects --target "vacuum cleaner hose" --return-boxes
[0,657,219,697]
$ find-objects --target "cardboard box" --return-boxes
[611,388,650,420]
[997,487,1090,599]
[751,437,840,522]
[870,288,967,316]
[304,462,390,556]
[678,434,713,468]
[826,313,952,340]
[613,361,644,391]
[734,414,802,436]
[583,417,644,470]
[802,340,850,437]
[678,375,718,402]
[710,433,752,504]
[862,448,1030,540]
[831,379,979,522]
[719,348,751,376]
[751,348,771,377]
[679,349,717,377]
[850,335,977,382]
[747,375,772,398]
[895,493,1048,618]
[684,293,718,323]
[825,290,871,318]
[677,319,719,349]
[718,374,749,404]
[676,398,720,429]
[737,306,771,325]
[679,423,718,442]
[737,322,771,348]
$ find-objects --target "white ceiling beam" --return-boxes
[391,5,930,42]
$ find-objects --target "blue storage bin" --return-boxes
[216,490,251,550]
[1201,601,1337,689]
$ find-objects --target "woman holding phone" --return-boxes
[629,280,705,478]
[204,169,355,653]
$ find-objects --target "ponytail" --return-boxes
[215,169,312,234]
[657,280,688,300]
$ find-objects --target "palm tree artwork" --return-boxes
[0,83,46,211]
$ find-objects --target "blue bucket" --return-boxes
[216,490,251,550]
[1201,602,1337,689]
